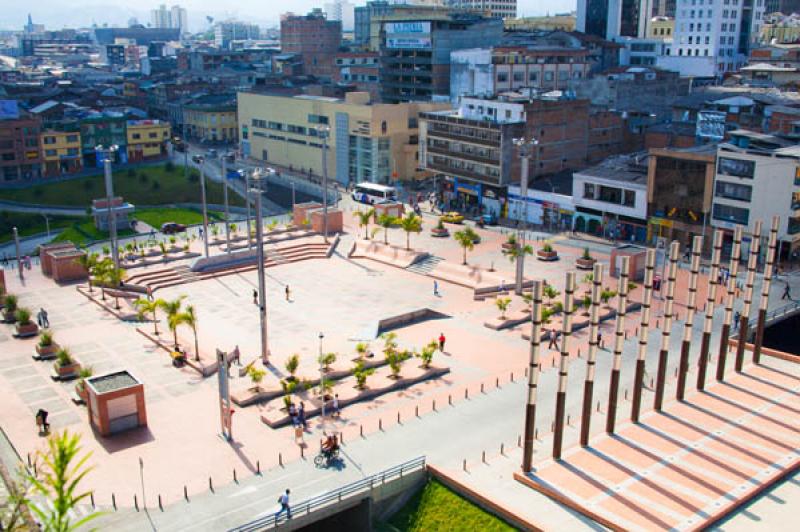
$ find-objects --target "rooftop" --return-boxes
[575,153,649,185]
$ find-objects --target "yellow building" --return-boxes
[649,16,674,39]
[40,128,82,177]
[126,120,171,162]
[184,103,237,143]
[504,15,576,32]
[761,24,800,45]
[238,91,449,184]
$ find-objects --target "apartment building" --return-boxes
[281,10,342,80]
[0,112,43,182]
[126,120,171,162]
[447,0,517,19]
[184,101,237,143]
[40,126,82,177]
[711,129,800,257]
[80,114,128,167]
[238,91,448,185]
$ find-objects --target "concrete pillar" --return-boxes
[654,242,679,411]
[631,249,655,423]
[606,256,630,435]
[522,281,543,472]
[716,226,742,381]
[697,230,723,391]
[753,216,780,364]
[580,263,604,447]
[677,235,702,401]
[553,272,575,460]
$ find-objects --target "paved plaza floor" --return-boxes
[1,205,799,530]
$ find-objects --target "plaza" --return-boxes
[0,197,798,531]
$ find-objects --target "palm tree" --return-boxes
[495,297,512,319]
[376,213,397,245]
[182,305,200,361]
[90,258,113,300]
[103,266,126,309]
[74,252,100,292]
[399,212,422,250]
[503,240,534,295]
[354,208,375,240]
[133,297,164,335]
[453,227,478,265]
[158,296,186,348]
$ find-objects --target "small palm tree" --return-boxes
[103,266,126,309]
[285,353,300,380]
[495,297,512,319]
[247,366,266,392]
[453,227,478,265]
[399,212,422,250]
[158,296,186,348]
[543,284,560,306]
[355,342,369,361]
[182,305,200,361]
[74,252,100,292]
[354,208,376,240]
[133,297,164,335]
[376,213,397,245]
[502,239,534,294]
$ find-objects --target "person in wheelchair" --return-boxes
[320,433,339,457]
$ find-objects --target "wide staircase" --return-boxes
[405,255,444,276]
[125,240,329,293]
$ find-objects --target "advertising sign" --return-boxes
[696,110,725,141]
[385,22,431,34]
[0,100,19,119]
[386,37,432,50]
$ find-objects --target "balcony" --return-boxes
[381,56,432,66]
[425,159,500,185]
[426,144,499,165]
[426,127,501,148]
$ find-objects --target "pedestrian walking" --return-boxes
[499,280,506,293]
[298,402,307,429]
[597,331,603,349]
[438,332,446,352]
[285,285,291,302]
[275,489,291,520]
[548,329,560,350]
[37,308,49,328]
[333,394,340,418]
[35,409,50,434]
[733,311,741,330]
[433,280,439,296]
[252,289,258,305]
[782,284,792,300]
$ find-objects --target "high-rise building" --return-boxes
[578,0,656,38]
[171,5,188,33]
[325,0,356,32]
[150,4,188,33]
[281,10,342,79]
[448,0,517,19]
[214,22,261,50]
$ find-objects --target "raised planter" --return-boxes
[85,370,147,437]
[2,310,17,324]
[52,360,81,381]
[576,257,596,270]
[14,322,39,338]
[537,249,559,261]
[430,227,449,237]
[34,342,60,360]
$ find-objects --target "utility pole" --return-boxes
[522,281,543,472]
[193,155,210,258]
[579,263,603,446]
[606,256,630,434]
[677,236,703,400]
[13,227,22,281]
[716,226,742,381]
[318,125,330,243]
[735,222,761,372]
[221,153,232,254]
[252,170,269,365]
[753,216,780,364]
[101,146,120,272]
[553,272,575,460]
[654,242,679,411]
[631,249,655,423]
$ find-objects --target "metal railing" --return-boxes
[765,300,800,324]
[229,456,426,532]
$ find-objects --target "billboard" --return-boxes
[696,110,725,141]
[385,22,431,34]
[386,37,432,49]
[0,100,20,120]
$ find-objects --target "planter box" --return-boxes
[576,257,596,270]
[53,361,81,381]
[537,249,559,261]
[501,242,516,251]
[430,228,449,238]
[86,370,147,437]
[3,310,17,324]
[34,342,59,360]
[14,322,39,338]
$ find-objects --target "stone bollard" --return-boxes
[256,460,261,475]
[481,383,485,393]
[112,493,117,510]
[184,486,189,501]
[90,493,95,508]
[415,405,419,417]
[535,428,539,440]
[233,469,237,483]
[158,494,163,511]
[482,451,486,463]
[360,424,364,438]
[279,453,283,467]
[463,459,467,472]
[379,419,383,431]
[209,477,214,492]
[500,443,505,456]
[432,399,436,411]
[397,411,401,424]
[134,495,139,512]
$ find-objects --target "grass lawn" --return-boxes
[51,219,136,247]
[384,479,515,532]
[133,208,224,229]
[0,211,81,244]
[0,164,245,208]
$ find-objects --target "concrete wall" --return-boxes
[450,48,494,102]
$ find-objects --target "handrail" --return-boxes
[229,456,426,532]
[765,300,800,322]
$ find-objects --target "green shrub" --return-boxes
[318,352,336,372]
[15,307,31,325]
[285,354,300,377]
[56,348,74,366]
[39,330,54,347]
[353,360,375,390]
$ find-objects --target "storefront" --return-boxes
[453,178,482,211]
[506,185,574,228]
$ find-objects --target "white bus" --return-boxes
[352,182,397,204]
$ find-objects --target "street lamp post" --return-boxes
[317,125,330,243]
[319,332,326,422]
[252,169,269,365]
[13,227,22,281]
[243,170,253,250]
[512,137,538,295]
[41,214,50,238]
[100,145,120,272]
[193,155,210,258]
[221,153,233,254]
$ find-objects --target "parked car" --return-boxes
[161,222,187,234]
[478,213,498,226]
[206,149,218,158]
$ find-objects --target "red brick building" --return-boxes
[281,9,342,80]
[0,113,43,183]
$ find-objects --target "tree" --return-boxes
[353,360,375,390]
[453,227,478,265]
[158,296,186,348]
[381,332,398,356]
[354,208,376,240]
[543,284,560,306]
[399,212,422,250]
[503,239,534,295]
[417,340,438,369]
[285,353,300,380]
[376,213,397,245]
[133,297,164,335]
[495,297,512,319]
[28,430,100,532]
[600,289,617,305]
[247,365,266,392]
[182,305,200,361]
[355,342,369,361]
[318,352,336,372]
[74,252,100,293]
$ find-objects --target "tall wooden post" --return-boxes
[716,226,742,381]
[735,221,761,372]
[655,242,679,411]
[697,230,723,391]
[522,281,543,472]
[606,256,630,435]
[677,236,702,401]
[753,216,779,364]
[553,272,576,460]
[631,249,655,423]
[580,263,604,447]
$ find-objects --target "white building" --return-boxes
[665,0,766,77]
[171,5,188,34]
[150,4,188,33]
[325,0,355,32]
[711,130,800,256]
[215,22,261,50]
[448,0,517,19]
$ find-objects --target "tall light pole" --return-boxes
[221,153,233,254]
[252,169,269,365]
[317,125,330,243]
[319,332,326,422]
[13,227,22,281]
[511,137,537,296]
[242,170,253,250]
[193,155,210,258]
[99,145,120,272]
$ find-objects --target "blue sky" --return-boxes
[5,1,575,31]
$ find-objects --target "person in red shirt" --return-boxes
[438,333,446,352]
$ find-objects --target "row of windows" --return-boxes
[44,148,80,157]
[497,70,581,83]
[43,135,79,144]
[583,183,636,207]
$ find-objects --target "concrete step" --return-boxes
[406,255,444,275]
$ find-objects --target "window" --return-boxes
[44,137,56,145]
[497,72,508,82]
[45,149,57,157]
[308,114,329,125]
[148,132,158,139]
[715,181,752,201]
[623,190,636,207]
[529,71,538,82]
[730,24,735,32]
[713,203,749,224]
[67,148,78,156]
[66,135,78,143]
[583,183,595,199]
[132,133,141,140]
[718,157,755,178]
[544,71,554,81]
[252,119,267,128]
[513,71,524,82]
